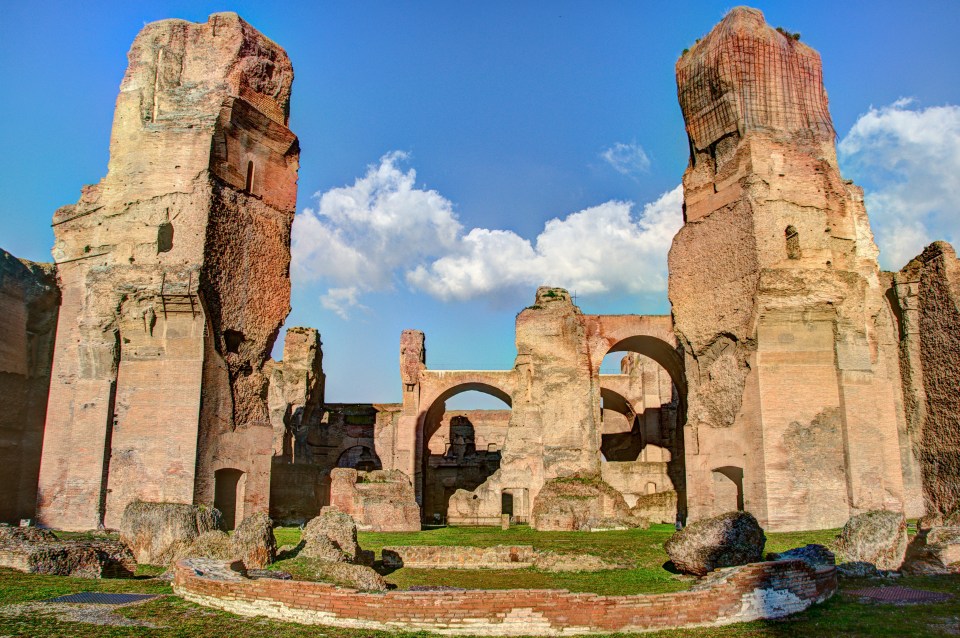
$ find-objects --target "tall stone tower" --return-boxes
[669,7,920,531]
[37,13,299,530]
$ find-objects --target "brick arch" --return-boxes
[600,386,635,418]
[585,314,686,407]
[413,371,516,519]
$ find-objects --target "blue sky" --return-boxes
[2,1,959,406]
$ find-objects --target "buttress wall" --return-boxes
[669,7,916,531]
[36,13,298,531]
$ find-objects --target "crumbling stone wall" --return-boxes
[669,7,913,531]
[422,410,507,523]
[892,242,960,522]
[329,468,420,532]
[0,250,59,523]
[36,12,299,531]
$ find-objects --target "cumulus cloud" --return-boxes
[292,152,683,317]
[839,99,960,269]
[600,141,651,177]
[292,151,462,316]
[407,187,683,300]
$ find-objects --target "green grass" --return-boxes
[2,525,959,636]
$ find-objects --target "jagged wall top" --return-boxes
[676,6,834,153]
[123,12,293,127]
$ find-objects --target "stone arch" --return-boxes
[598,386,642,462]
[336,445,382,472]
[712,466,744,512]
[417,380,513,522]
[604,335,686,407]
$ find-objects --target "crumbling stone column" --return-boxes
[37,12,299,530]
[669,7,913,531]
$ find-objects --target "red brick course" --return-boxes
[173,559,836,635]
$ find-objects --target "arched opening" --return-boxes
[419,384,512,524]
[336,445,382,472]
[712,466,744,512]
[245,160,255,194]
[214,468,245,530]
[785,225,800,260]
[598,336,687,523]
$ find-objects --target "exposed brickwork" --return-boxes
[174,559,836,635]
[0,250,58,523]
[35,12,299,531]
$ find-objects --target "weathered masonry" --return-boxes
[669,7,925,531]
[35,13,299,531]
[1,6,959,536]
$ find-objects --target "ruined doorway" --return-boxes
[501,491,513,517]
[420,386,511,523]
[712,466,744,512]
[214,468,245,530]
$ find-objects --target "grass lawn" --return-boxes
[1,524,958,637]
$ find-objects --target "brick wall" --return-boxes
[174,559,836,635]
[381,545,540,569]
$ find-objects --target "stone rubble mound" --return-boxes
[664,511,766,576]
[903,523,960,575]
[531,475,649,531]
[294,508,383,590]
[0,524,136,578]
[301,506,363,562]
[836,510,907,572]
[231,512,276,569]
[120,501,220,565]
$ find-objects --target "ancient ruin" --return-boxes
[34,12,299,532]
[0,5,956,579]
[0,250,58,523]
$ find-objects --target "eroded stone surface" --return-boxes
[837,510,907,571]
[0,524,136,578]
[0,250,58,524]
[670,6,913,531]
[892,242,960,523]
[119,501,220,565]
[665,511,766,577]
[36,12,299,532]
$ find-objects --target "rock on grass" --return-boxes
[664,511,765,576]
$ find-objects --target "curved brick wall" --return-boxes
[173,558,836,635]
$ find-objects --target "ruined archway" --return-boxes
[336,445,382,472]
[594,328,687,523]
[419,382,512,523]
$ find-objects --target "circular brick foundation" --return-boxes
[174,558,837,635]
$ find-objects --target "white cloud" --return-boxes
[320,286,366,320]
[839,100,960,269]
[292,152,683,317]
[600,142,651,177]
[291,151,463,315]
[407,186,683,300]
